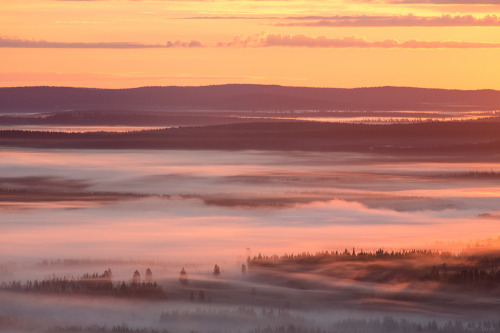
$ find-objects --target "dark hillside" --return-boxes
[1,85,499,112]
[1,121,500,157]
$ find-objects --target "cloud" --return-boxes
[166,40,203,48]
[388,0,500,3]
[55,20,110,24]
[352,0,500,3]
[0,36,203,48]
[3,34,500,50]
[0,72,255,84]
[277,14,500,27]
[221,34,500,48]
[183,16,275,20]
[52,0,500,3]
[184,14,500,27]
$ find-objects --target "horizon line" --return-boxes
[1,83,499,92]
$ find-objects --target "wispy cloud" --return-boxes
[55,0,499,2]
[0,72,253,83]
[220,34,500,48]
[277,14,500,27]
[55,20,110,24]
[388,0,500,3]
[0,36,203,48]
[184,14,500,27]
[3,34,500,49]
[166,40,203,48]
[353,0,500,4]
[182,16,279,20]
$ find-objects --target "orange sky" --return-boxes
[1,0,500,89]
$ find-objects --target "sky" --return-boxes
[1,0,500,89]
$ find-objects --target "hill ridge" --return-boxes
[1,85,499,112]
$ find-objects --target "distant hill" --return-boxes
[1,85,499,113]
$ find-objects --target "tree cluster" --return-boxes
[0,268,165,299]
[250,248,449,265]
[425,263,500,286]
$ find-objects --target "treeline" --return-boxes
[250,248,500,286]
[0,110,268,127]
[159,306,262,323]
[3,314,499,333]
[248,318,500,333]
[250,247,450,264]
[0,317,170,333]
[1,109,495,127]
[2,121,500,154]
[0,268,166,300]
[425,263,500,285]
[0,265,227,300]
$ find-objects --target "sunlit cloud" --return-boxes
[276,14,500,27]
[0,36,203,48]
[220,34,500,48]
[55,20,110,24]
[4,34,499,49]
[389,0,500,4]
[184,14,500,27]
[353,0,500,4]
[0,72,254,84]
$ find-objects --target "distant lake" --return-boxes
[233,110,496,124]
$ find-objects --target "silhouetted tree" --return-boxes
[132,270,141,286]
[213,264,220,276]
[104,268,112,279]
[198,290,205,301]
[120,281,128,294]
[145,268,153,284]
[241,263,247,275]
[179,267,188,286]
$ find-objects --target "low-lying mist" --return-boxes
[1,148,500,332]
[1,148,500,261]
[2,247,500,332]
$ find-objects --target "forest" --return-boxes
[2,121,500,157]
[1,249,500,332]
[3,248,500,298]
[248,248,500,287]
[1,268,166,299]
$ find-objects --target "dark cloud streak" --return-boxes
[3,34,500,49]
[277,14,500,27]
[222,34,500,48]
[388,0,500,4]
[183,14,500,27]
[353,0,500,4]
[0,37,203,49]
